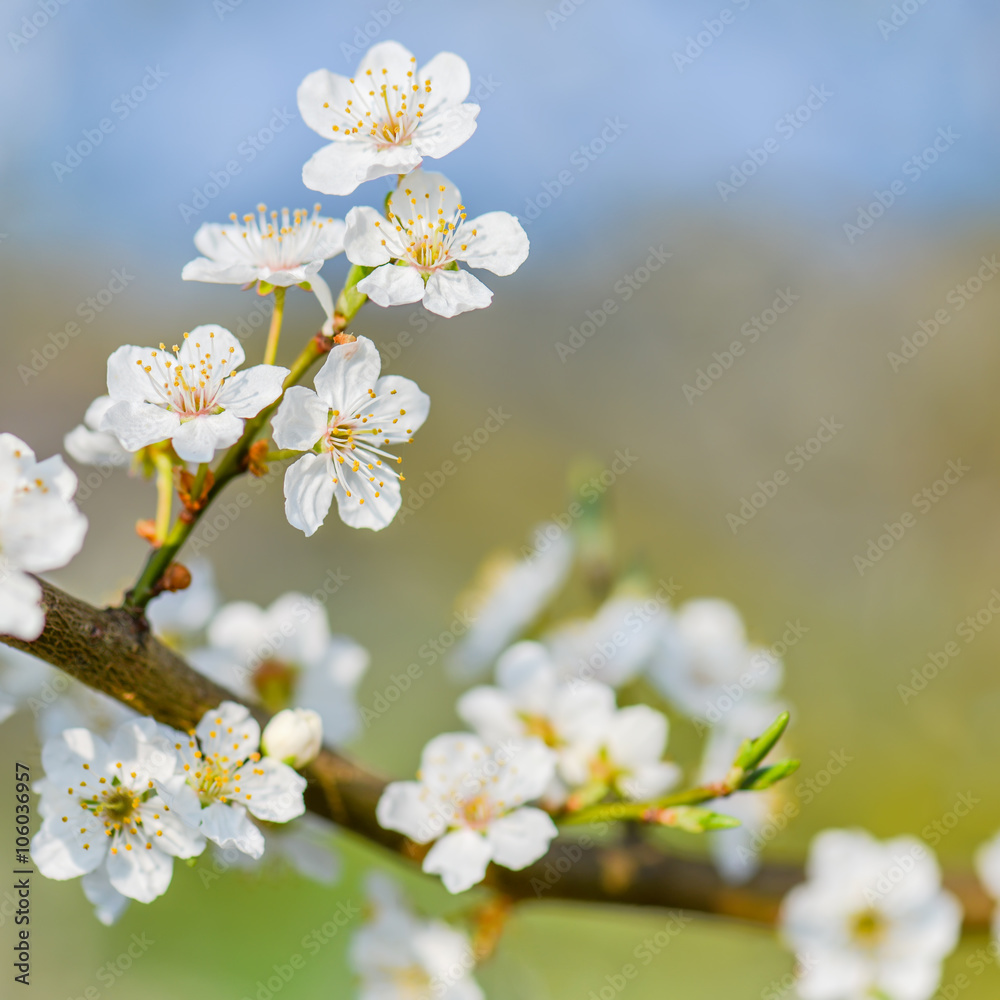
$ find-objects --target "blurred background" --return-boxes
[2,0,1000,996]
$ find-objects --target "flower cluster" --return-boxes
[350,874,485,1000]
[0,433,87,640]
[30,703,311,922]
[780,829,962,1000]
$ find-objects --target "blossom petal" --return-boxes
[199,801,266,859]
[1,492,88,573]
[31,818,105,880]
[240,758,307,823]
[333,463,402,530]
[417,52,471,110]
[196,700,261,760]
[81,868,130,926]
[422,269,493,318]
[171,411,244,463]
[178,324,245,370]
[368,374,430,445]
[344,206,397,267]
[106,345,157,403]
[218,363,289,418]
[192,222,245,264]
[307,272,335,320]
[105,833,175,903]
[607,705,668,769]
[101,400,178,453]
[0,571,44,640]
[312,336,383,410]
[486,807,557,870]
[181,257,260,285]
[455,212,530,276]
[413,104,480,160]
[376,780,445,844]
[271,386,328,451]
[283,452,336,537]
[357,263,427,308]
[423,829,493,894]
[302,141,420,197]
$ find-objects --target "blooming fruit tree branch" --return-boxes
[0,38,993,1000]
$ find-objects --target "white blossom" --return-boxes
[0,433,88,640]
[64,397,130,468]
[189,592,368,744]
[350,873,484,1000]
[546,591,667,689]
[780,828,961,1000]
[377,733,558,894]
[270,336,429,534]
[182,204,345,319]
[102,325,289,463]
[449,524,574,681]
[457,640,615,806]
[262,708,323,767]
[298,41,480,197]
[160,701,307,860]
[345,169,529,317]
[648,598,782,723]
[31,718,204,904]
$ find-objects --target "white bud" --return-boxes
[262,708,323,768]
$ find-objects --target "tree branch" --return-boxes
[1,578,991,930]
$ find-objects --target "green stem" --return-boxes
[125,268,372,612]
[262,286,286,365]
[560,783,729,827]
[153,453,173,544]
[190,462,210,501]
[265,449,305,463]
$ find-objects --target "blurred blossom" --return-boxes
[64,396,131,468]
[546,590,666,688]
[449,523,574,681]
[780,828,961,1000]
[647,598,783,724]
[190,591,368,744]
[350,872,484,1000]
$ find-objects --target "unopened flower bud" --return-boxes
[262,708,323,768]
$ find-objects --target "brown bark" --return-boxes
[2,578,991,929]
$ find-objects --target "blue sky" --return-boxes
[2,0,998,264]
